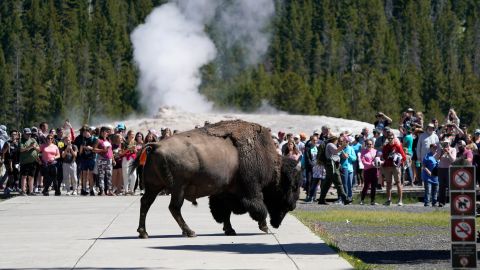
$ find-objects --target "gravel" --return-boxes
[295,202,458,270]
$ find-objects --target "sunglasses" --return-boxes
[387,137,394,140]
[366,143,373,146]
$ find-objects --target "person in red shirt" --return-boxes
[381,132,406,206]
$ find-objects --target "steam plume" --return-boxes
[131,0,274,114]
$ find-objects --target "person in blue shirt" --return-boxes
[339,136,357,201]
[422,143,439,206]
[351,135,363,188]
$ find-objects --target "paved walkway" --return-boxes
[0,196,352,270]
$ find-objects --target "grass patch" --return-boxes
[351,192,421,205]
[293,209,480,269]
[294,209,450,227]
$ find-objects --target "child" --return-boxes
[422,144,439,206]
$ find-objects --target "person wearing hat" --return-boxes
[318,135,351,205]
[399,108,417,134]
[454,140,473,165]
[416,123,439,180]
[2,129,20,194]
[435,139,456,207]
[19,128,40,195]
[374,112,392,132]
[382,132,407,206]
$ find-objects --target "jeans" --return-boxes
[42,163,59,194]
[307,177,322,201]
[424,182,438,206]
[340,168,353,199]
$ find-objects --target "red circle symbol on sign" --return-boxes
[454,222,473,240]
[453,169,473,188]
[453,195,473,213]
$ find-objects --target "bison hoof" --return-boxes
[182,230,196,237]
[224,228,237,236]
[137,228,149,239]
[258,220,269,233]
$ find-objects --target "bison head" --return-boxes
[264,157,301,228]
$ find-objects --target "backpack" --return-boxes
[316,142,328,165]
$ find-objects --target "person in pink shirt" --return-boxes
[435,139,456,207]
[360,139,378,205]
[94,127,114,196]
[40,134,60,196]
[456,140,473,165]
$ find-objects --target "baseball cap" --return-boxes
[427,123,435,128]
[31,127,38,133]
[406,108,415,112]
[116,123,126,130]
[293,134,300,139]
[457,140,466,146]
[474,129,480,135]
[23,128,32,134]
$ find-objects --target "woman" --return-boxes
[111,134,123,194]
[93,127,114,196]
[360,139,377,205]
[134,132,144,194]
[144,132,157,144]
[284,139,301,162]
[61,135,78,195]
[122,130,137,195]
[40,134,61,196]
[339,136,357,201]
[435,139,456,207]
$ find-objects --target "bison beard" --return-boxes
[130,120,300,238]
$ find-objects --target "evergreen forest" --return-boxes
[1,0,480,129]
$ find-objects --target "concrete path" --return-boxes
[0,196,352,270]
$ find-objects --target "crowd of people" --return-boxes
[0,121,176,196]
[0,108,478,207]
[276,108,479,207]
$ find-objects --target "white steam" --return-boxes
[131,0,275,115]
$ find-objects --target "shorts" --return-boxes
[381,166,401,185]
[20,162,37,177]
[81,159,95,172]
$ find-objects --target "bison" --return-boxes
[130,120,300,238]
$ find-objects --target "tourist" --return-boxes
[422,144,439,207]
[360,139,378,205]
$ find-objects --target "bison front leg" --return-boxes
[209,194,236,235]
[169,189,196,237]
[138,189,160,239]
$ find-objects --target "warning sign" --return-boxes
[450,166,475,190]
[451,218,476,242]
[451,192,476,216]
[451,244,478,268]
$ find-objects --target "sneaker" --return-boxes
[80,189,88,196]
[344,199,352,205]
[317,200,329,205]
[71,191,77,196]
[42,191,49,196]
[34,187,39,193]
[397,201,403,206]
[19,191,27,196]
[90,190,95,196]
[438,203,444,207]
[4,187,11,196]
[359,201,364,205]
[424,203,430,207]
[371,202,378,206]
[383,200,391,206]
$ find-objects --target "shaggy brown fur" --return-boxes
[131,120,300,238]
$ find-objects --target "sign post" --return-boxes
[449,166,477,269]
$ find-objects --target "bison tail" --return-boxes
[129,144,154,176]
